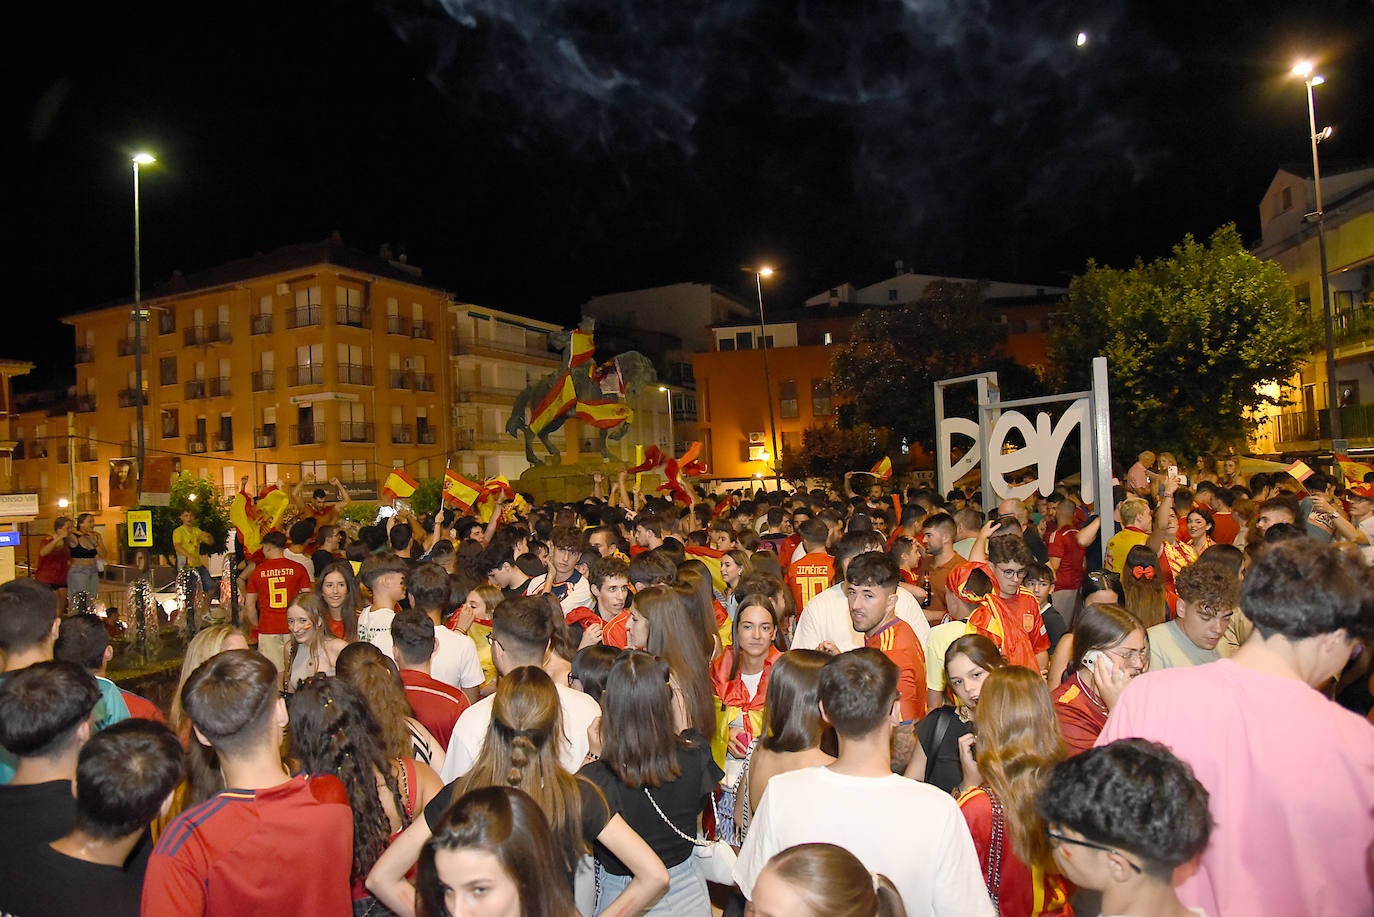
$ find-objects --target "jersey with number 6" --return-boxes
[247,558,312,635]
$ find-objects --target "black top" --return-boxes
[0,780,77,849]
[311,549,338,578]
[580,731,724,874]
[915,706,974,794]
[0,844,144,917]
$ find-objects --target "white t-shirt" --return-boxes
[523,572,593,616]
[356,606,396,657]
[792,583,930,654]
[439,681,601,783]
[431,626,485,690]
[735,765,993,917]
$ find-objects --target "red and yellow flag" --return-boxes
[870,456,893,481]
[530,373,577,434]
[569,330,595,368]
[381,468,418,500]
[574,399,634,429]
[1336,454,1374,484]
[442,469,483,511]
[1285,459,1315,483]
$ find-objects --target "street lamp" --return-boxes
[658,385,675,454]
[131,152,156,495]
[743,266,782,492]
[1291,62,1341,444]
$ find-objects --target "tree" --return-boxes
[135,472,231,560]
[830,281,1037,451]
[409,478,442,518]
[1049,224,1317,458]
[781,423,888,488]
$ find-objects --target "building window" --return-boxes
[888,288,898,301]
[339,459,368,484]
[779,379,799,419]
[159,356,177,386]
[160,408,178,439]
[158,310,176,335]
[735,331,753,350]
[719,338,735,352]
[759,335,774,349]
[1280,186,1293,213]
[823,332,833,345]
[1294,282,1312,317]
[812,379,833,416]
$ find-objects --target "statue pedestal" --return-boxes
[516,460,664,505]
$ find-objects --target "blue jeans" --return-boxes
[187,564,214,595]
[595,856,709,916]
[67,565,99,603]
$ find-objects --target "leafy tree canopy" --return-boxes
[779,423,887,488]
[1049,224,1316,458]
[135,472,231,559]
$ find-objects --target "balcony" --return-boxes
[184,379,208,400]
[159,371,177,387]
[183,326,207,346]
[74,492,102,513]
[337,363,373,385]
[186,437,207,454]
[386,315,413,336]
[212,438,233,452]
[414,372,435,392]
[73,394,96,414]
[206,376,232,398]
[388,370,435,392]
[251,314,273,335]
[58,444,99,464]
[117,338,139,356]
[158,314,176,335]
[388,370,412,390]
[254,427,277,449]
[161,426,179,440]
[251,370,275,392]
[204,322,232,345]
[451,339,556,362]
[336,305,369,328]
[290,423,326,446]
[286,304,323,329]
[418,427,437,445]
[391,424,413,445]
[118,388,147,408]
[339,421,374,443]
[74,346,93,364]
[411,320,434,341]
[288,364,325,387]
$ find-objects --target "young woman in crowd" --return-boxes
[956,666,1071,916]
[316,559,363,640]
[677,561,727,659]
[450,582,501,690]
[570,643,620,704]
[369,667,666,916]
[735,649,833,843]
[415,786,579,917]
[1050,604,1149,754]
[908,634,1007,794]
[581,651,723,915]
[168,623,249,742]
[1119,546,1172,627]
[289,676,443,909]
[631,584,716,739]
[709,593,784,844]
[1185,507,1215,556]
[719,549,748,622]
[282,593,349,692]
[335,641,446,776]
[750,843,908,917]
[65,512,104,605]
[1047,570,1122,688]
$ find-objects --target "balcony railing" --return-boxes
[161,426,179,440]
[386,315,413,335]
[451,339,555,361]
[212,437,233,452]
[288,364,325,387]
[389,370,412,390]
[411,319,434,341]
[186,437,207,454]
[336,305,369,328]
[160,371,177,387]
[158,314,176,335]
[286,304,323,329]
[251,314,273,335]
[254,427,277,449]
[74,346,93,364]
[251,370,275,392]
[337,363,373,385]
[290,423,326,446]
[391,424,413,444]
[339,421,374,443]
[184,326,206,346]
[58,443,99,464]
[117,338,139,356]
[204,322,232,344]
[207,376,231,398]
[414,372,435,392]
[73,394,96,414]
[389,370,435,391]
[118,388,146,407]
[184,379,208,400]
[418,427,437,445]
[75,492,102,513]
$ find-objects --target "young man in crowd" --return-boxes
[0,661,99,846]
[392,609,469,750]
[525,524,592,613]
[439,596,601,781]
[53,612,130,729]
[631,514,667,553]
[579,555,633,649]
[785,518,835,612]
[404,562,483,701]
[311,524,343,578]
[1098,541,1374,916]
[242,530,312,672]
[792,531,929,656]
[0,718,184,917]
[1147,560,1240,671]
[844,552,927,722]
[984,534,1052,674]
[1105,499,1151,574]
[736,649,991,916]
[172,509,216,595]
[355,553,409,657]
[479,541,533,601]
[919,511,965,624]
[0,578,64,782]
[143,650,353,915]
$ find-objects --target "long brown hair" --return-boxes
[456,667,589,876]
[636,584,715,738]
[759,650,828,754]
[1120,545,1168,627]
[942,633,1007,706]
[1069,604,1145,675]
[334,642,415,761]
[599,651,688,788]
[315,560,362,641]
[973,667,1066,872]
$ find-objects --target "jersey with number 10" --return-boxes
[787,551,836,614]
[247,558,311,635]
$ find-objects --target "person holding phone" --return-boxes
[1050,605,1148,755]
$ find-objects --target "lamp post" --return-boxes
[131,153,156,495]
[749,266,782,492]
[658,385,675,454]
[1292,62,1341,443]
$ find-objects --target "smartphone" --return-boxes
[1168,465,1178,478]
[1082,649,1104,671]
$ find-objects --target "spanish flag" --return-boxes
[1336,454,1374,484]
[443,469,483,511]
[381,468,418,500]
[1285,460,1315,483]
[483,476,515,501]
[530,373,577,434]
[870,456,893,481]
[569,329,595,368]
[574,399,634,429]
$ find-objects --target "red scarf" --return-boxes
[711,647,781,710]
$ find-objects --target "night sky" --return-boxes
[11,1,1374,389]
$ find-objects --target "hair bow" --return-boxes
[1131,565,1155,581]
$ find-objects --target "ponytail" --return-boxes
[874,874,907,917]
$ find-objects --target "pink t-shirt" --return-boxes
[1098,659,1374,917]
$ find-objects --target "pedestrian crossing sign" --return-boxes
[127,510,153,547]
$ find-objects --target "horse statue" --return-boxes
[505,320,658,464]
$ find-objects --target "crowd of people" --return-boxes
[1,461,1372,917]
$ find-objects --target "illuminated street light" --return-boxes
[131,152,157,496]
[741,265,782,491]
[658,385,675,453]
[1291,63,1341,444]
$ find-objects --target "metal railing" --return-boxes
[391,425,413,444]
[207,376,231,398]
[254,428,277,448]
[339,421,374,443]
[73,394,96,413]
[75,492,102,513]
[286,305,324,329]
[288,364,325,386]
[186,437,207,454]
[251,370,275,392]
[411,320,434,340]
[418,427,437,445]
[451,339,555,360]
[336,305,369,328]
[117,338,139,356]
[118,388,146,407]
[212,438,233,452]
[184,379,208,400]
[74,346,93,364]
[386,315,413,335]
[251,314,273,335]
[337,363,373,385]
[290,423,326,446]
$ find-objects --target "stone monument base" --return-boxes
[516,460,664,505]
